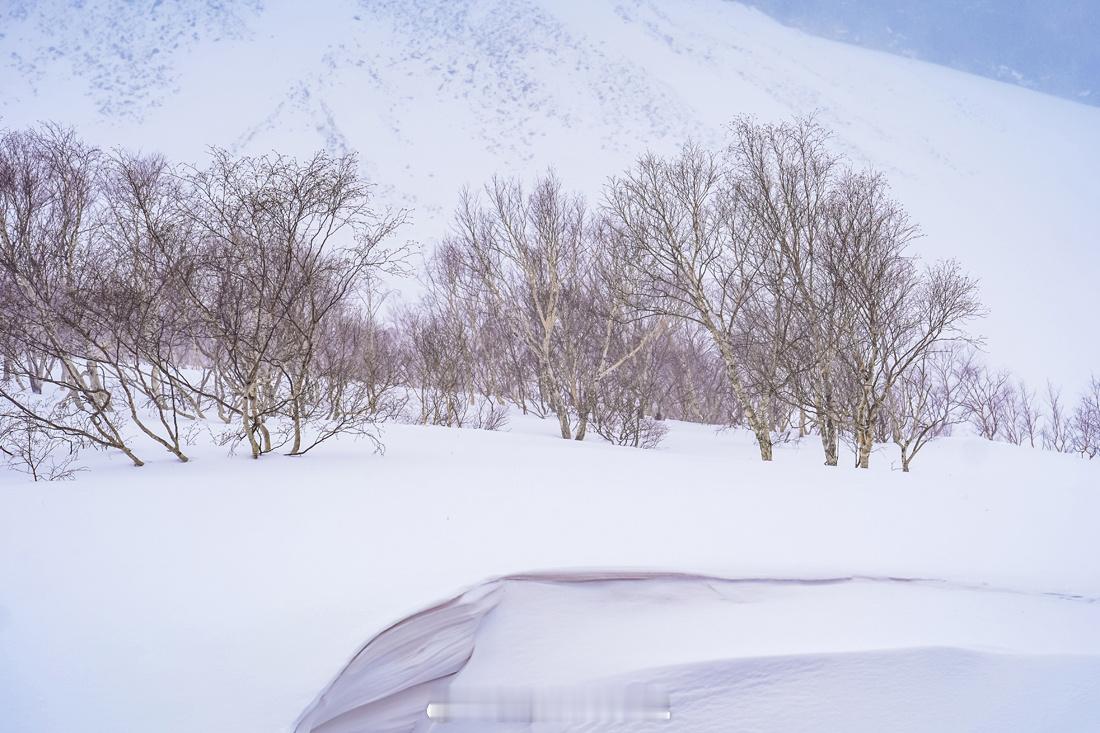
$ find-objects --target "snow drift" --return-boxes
[295,572,1100,732]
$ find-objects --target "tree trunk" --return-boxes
[556,410,572,440]
[259,420,272,453]
[755,429,773,461]
[29,354,47,393]
[716,353,772,462]
[289,392,303,455]
[855,426,873,469]
[854,378,876,469]
[574,411,588,441]
[244,405,260,459]
[120,445,145,467]
[820,416,838,466]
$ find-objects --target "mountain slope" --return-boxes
[2,0,1098,387]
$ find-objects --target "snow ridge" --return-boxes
[295,571,1100,732]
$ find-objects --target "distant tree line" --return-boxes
[0,120,1097,479]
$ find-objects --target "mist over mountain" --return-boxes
[745,0,1099,105]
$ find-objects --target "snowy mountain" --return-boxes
[3,0,1099,389]
[2,4,1099,733]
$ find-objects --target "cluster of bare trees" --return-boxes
[403,175,669,447]
[407,117,984,469]
[405,118,1096,469]
[955,360,1100,459]
[0,125,406,477]
[2,119,1095,480]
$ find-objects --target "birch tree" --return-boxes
[886,346,968,472]
[729,116,847,464]
[828,171,981,468]
[605,146,780,460]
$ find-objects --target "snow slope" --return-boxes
[2,0,1099,387]
[2,414,1098,732]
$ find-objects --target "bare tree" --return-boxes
[959,361,1014,441]
[586,294,670,448]
[400,244,508,430]
[652,324,739,425]
[0,125,147,466]
[729,116,843,464]
[447,175,584,438]
[1000,380,1041,447]
[604,120,980,466]
[0,412,83,481]
[1072,377,1100,459]
[605,145,780,460]
[554,221,667,442]
[0,118,1020,476]
[826,169,982,468]
[1042,381,1074,453]
[886,346,968,472]
[444,174,660,441]
[337,296,408,421]
[151,149,406,458]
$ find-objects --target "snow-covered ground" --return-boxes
[2,414,1098,732]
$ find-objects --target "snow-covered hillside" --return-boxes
[2,0,1098,388]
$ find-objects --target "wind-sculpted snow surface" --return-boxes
[296,572,1100,732]
[292,581,502,733]
[3,0,1099,387]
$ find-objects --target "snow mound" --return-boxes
[297,572,1100,732]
